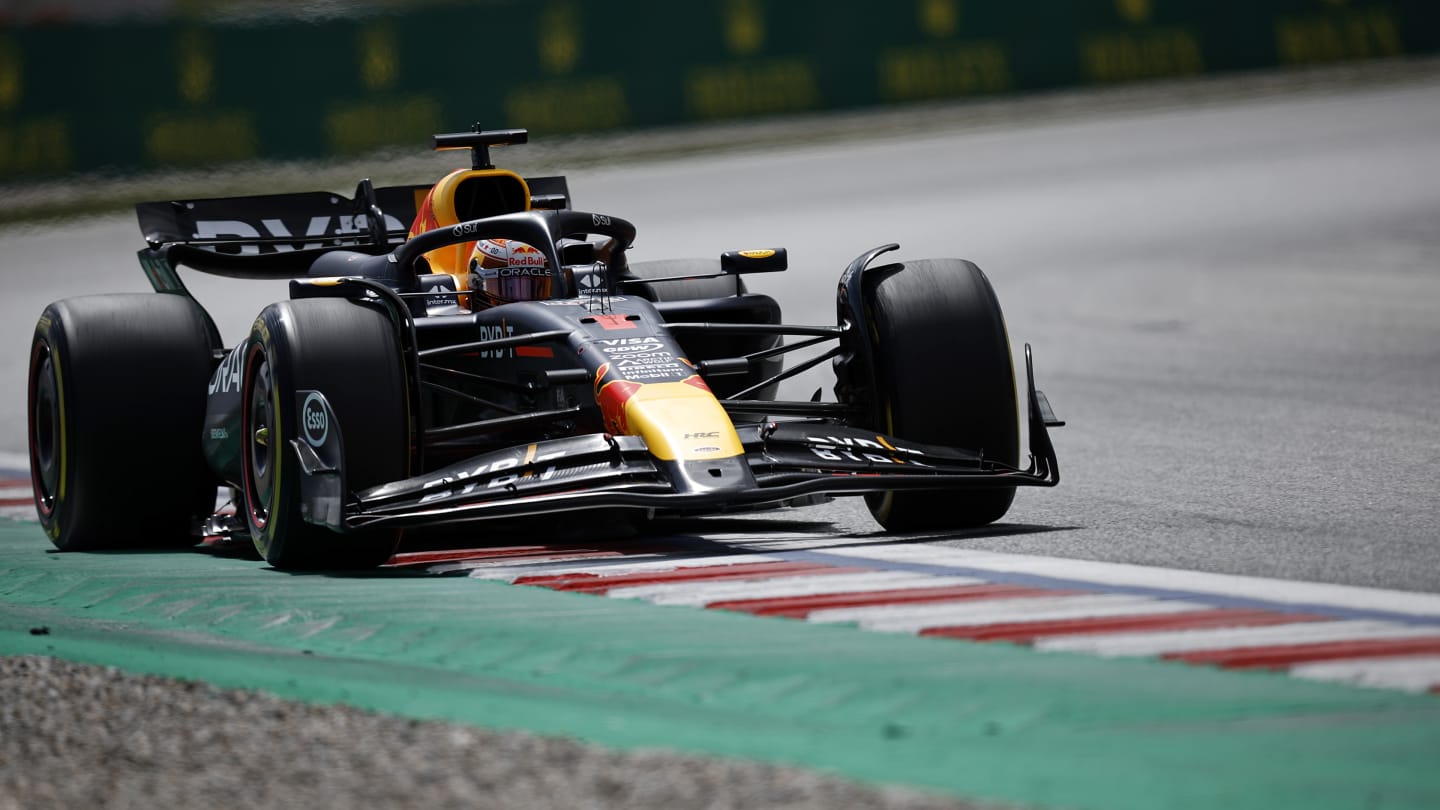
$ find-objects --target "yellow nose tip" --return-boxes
[623,381,742,462]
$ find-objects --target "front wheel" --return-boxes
[854,258,1020,531]
[242,298,410,569]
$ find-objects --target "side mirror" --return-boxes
[530,193,569,211]
[561,241,596,265]
[720,248,787,274]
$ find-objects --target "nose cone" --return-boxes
[615,379,743,463]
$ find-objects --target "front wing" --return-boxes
[294,350,1061,532]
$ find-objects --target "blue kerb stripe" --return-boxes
[768,548,1440,629]
[438,532,1440,629]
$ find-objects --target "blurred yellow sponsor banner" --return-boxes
[687,59,821,119]
[1081,27,1205,83]
[326,96,442,155]
[1276,5,1405,65]
[146,109,257,165]
[0,0,1434,179]
[506,77,630,133]
[879,43,1012,101]
[1,116,69,175]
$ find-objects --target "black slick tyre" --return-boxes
[860,259,1019,531]
[28,294,219,550]
[241,298,409,570]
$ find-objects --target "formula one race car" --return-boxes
[27,127,1063,569]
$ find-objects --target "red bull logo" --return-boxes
[597,379,642,435]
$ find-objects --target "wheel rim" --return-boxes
[28,341,61,516]
[244,348,275,531]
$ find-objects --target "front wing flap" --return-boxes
[342,418,1055,531]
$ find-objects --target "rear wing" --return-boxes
[135,176,572,297]
[136,180,427,253]
[136,124,568,284]
[137,176,572,252]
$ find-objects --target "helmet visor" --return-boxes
[469,240,554,305]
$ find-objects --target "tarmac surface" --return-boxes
[3,60,1439,808]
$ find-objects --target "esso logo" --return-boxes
[301,393,329,447]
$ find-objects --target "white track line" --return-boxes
[1289,656,1440,693]
[1035,620,1440,657]
[0,475,33,522]
[435,553,670,576]
[608,573,984,606]
[808,594,1205,633]
[0,506,35,521]
[458,553,783,581]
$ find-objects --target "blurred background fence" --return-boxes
[2,0,1436,180]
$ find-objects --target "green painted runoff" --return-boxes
[2,520,1438,810]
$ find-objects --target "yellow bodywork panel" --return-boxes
[409,168,533,276]
[622,382,743,462]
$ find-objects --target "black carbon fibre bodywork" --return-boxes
[127,130,1062,549]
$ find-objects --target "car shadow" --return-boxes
[641,520,1080,556]
[301,517,1078,579]
[51,514,1079,579]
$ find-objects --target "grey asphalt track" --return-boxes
[3,67,1437,592]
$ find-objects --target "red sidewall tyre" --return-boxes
[241,298,409,570]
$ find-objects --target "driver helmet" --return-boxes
[466,239,555,308]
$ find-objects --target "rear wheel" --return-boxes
[242,298,409,570]
[28,294,219,550]
[857,259,1019,531]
